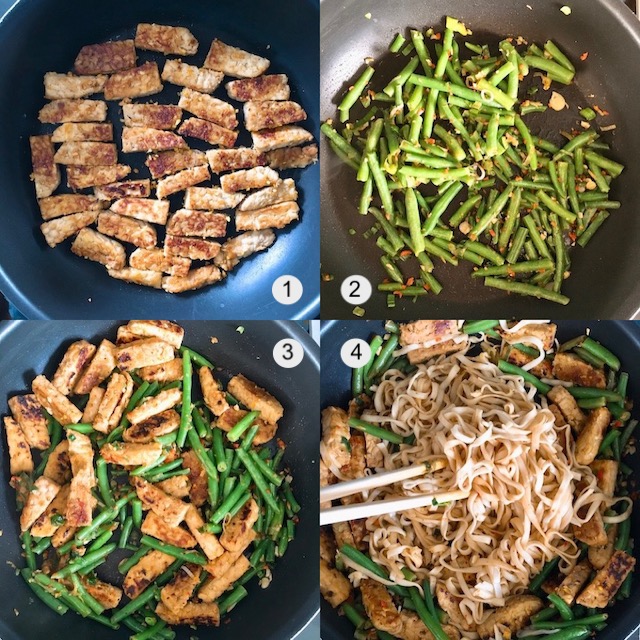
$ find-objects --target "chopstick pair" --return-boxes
[320,458,468,525]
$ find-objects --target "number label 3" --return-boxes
[273,339,304,368]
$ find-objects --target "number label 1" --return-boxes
[273,339,304,368]
[272,275,303,305]
[340,339,371,369]
[340,275,372,305]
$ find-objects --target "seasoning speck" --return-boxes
[560,5,571,15]
[210,337,218,344]
[236,326,245,334]
[364,12,371,19]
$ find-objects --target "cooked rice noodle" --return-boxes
[352,347,612,637]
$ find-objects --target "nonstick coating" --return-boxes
[320,320,640,640]
[0,320,319,640]
[0,0,319,320]
[320,0,640,319]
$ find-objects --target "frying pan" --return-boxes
[320,319,640,640]
[320,0,640,319]
[0,0,319,320]
[0,320,319,640]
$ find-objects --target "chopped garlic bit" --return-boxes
[459,220,472,235]
[548,91,568,111]
[585,179,597,190]
[560,5,572,15]
[580,121,591,129]
[601,124,617,132]
[364,12,371,19]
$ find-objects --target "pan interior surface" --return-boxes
[0,320,319,640]
[320,0,640,318]
[0,0,319,319]
[320,319,640,640]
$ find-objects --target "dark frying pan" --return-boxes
[320,319,640,640]
[0,0,319,320]
[320,0,640,319]
[0,320,319,640]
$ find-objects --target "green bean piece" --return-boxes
[615,516,631,551]
[473,258,554,278]
[110,585,159,624]
[70,572,105,616]
[389,33,407,54]
[404,188,425,255]
[339,66,375,121]
[547,593,574,621]
[119,546,148,575]
[530,557,561,593]
[469,186,513,240]
[449,194,482,229]
[96,456,114,507]
[218,585,248,615]
[461,320,499,334]
[348,417,403,444]
[33,572,93,618]
[176,349,193,448]
[227,410,260,442]
[76,493,134,544]
[498,188,522,252]
[579,337,621,371]
[498,360,551,394]
[544,40,576,73]
[368,334,400,379]
[409,588,450,640]
[140,535,207,565]
[524,54,574,84]
[235,448,279,512]
[53,543,117,579]
[535,616,607,630]
[342,603,366,628]
[22,531,36,571]
[423,182,464,236]
[619,419,638,452]
[210,473,252,523]
[21,569,69,615]
[598,429,621,456]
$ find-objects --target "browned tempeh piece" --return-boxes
[40,211,99,248]
[67,164,131,190]
[142,512,196,549]
[184,186,244,210]
[204,39,270,78]
[110,198,170,225]
[267,144,318,169]
[162,265,225,293]
[576,550,636,608]
[553,352,607,389]
[138,359,184,383]
[227,374,283,423]
[32,375,82,425]
[121,127,187,153]
[225,74,290,102]
[30,135,60,198]
[21,476,61,532]
[214,230,275,271]
[104,62,163,100]
[161,59,223,93]
[52,340,97,395]
[117,340,176,375]
[243,100,306,131]
[575,407,611,465]
[107,267,162,288]
[156,164,210,199]
[123,409,180,442]
[94,179,151,200]
[237,178,297,211]
[235,201,299,231]
[164,235,221,261]
[178,88,237,129]
[178,117,238,148]
[130,247,191,276]
[146,149,207,179]
[71,228,127,270]
[155,601,219,627]
[166,209,227,238]
[135,23,198,55]
[251,125,314,153]
[122,104,183,130]
[198,555,250,602]
[51,123,113,143]
[199,367,228,417]
[8,395,50,449]
[44,72,107,100]
[123,550,174,600]
[101,442,163,467]
[82,387,105,423]
[54,142,117,166]
[38,193,103,220]
[98,211,157,249]
[93,371,133,433]
[125,320,184,349]
[74,339,117,394]
[130,476,190,527]
[4,416,34,475]
[206,148,265,174]
[74,40,136,75]
[39,99,107,123]
[129,247,191,276]
[220,166,279,193]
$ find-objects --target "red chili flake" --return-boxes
[400,250,412,257]
[580,52,589,61]
[593,105,609,116]
[406,277,415,286]
[277,438,286,450]
[423,284,431,291]
[488,229,496,237]
[427,138,436,144]
[433,32,442,40]
[514,175,523,182]
[568,232,577,242]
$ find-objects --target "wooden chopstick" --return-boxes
[319,489,469,526]
[320,458,447,504]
